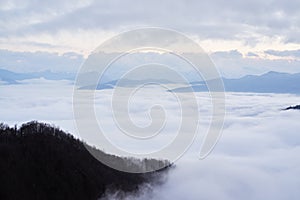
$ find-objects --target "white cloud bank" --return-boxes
[1,80,300,199]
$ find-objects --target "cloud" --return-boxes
[119,92,300,200]
[246,52,259,57]
[0,79,76,134]
[0,49,83,72]
[211,50,243,59]
[1,0,300,51]
[210,50,300,78]
[1,80,300,199]
[264,49,300,58]
[2,47,300,78]
[1,1,300,76]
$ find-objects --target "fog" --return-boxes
[1,79,300,200]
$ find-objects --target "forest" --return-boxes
[0,121,171,200]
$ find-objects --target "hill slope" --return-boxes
[0,121,170,200]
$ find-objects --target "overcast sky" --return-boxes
[0,0,300,77]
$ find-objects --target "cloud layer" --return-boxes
[1,80,300,199]
[1,48,300,78]
[1,0,300,43]
[0,49,83,72]
[1,0,300,56]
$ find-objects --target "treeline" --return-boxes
[0,121,171,200]
[283,105,300,110]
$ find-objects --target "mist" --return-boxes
[1,79,300,199]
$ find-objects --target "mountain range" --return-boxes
[87,71,300,94]
[1,68,300,94]
[0,69,75,84]
[171,71,300,94]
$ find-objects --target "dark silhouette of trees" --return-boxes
[283,105,300,110]
[0,121,171,200]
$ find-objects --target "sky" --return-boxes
[1,0,300,77]
[2,1,300,198]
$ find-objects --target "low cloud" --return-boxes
[1,80,300,199]
[126,93,300,200]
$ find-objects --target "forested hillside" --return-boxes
[0,121,171,200]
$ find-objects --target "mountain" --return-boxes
[2,69,300,94]
[283,105,300,110]
[170,71,300,94]
[0,69,75,84]
[78,79,174,90]
[223,71,300,93]
[0,121,170,200]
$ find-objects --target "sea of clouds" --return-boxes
[1,79,300,200]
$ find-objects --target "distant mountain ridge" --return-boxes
[223,71,300,93]
[170,71,300,94]
[1,69,300,94]
[91,71,300,94]
[0,69,75,84]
